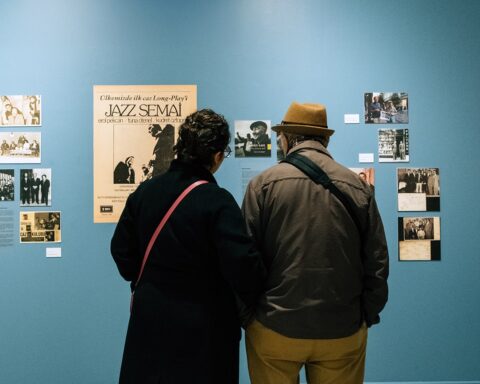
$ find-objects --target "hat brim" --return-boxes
[272,123,335,137]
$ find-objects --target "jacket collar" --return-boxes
[287,140,333,160]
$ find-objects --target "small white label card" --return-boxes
[46,247,62,258]
[359,153,374,163]
[344,114,360,124]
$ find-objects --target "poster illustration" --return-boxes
[378,129,409,162]
[364,92,408,124]
[0,132,41,164]
[20,211,61,243]
[234,120,271,157]
[398,216,441,261]
[93,85,197,223]
[1,95,41,126]
[20,168,52,206]
[0,169,14,201]
[397,168,440,211]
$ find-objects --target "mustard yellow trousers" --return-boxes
[246,320,367,384]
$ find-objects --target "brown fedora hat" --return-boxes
[272,102,335,137]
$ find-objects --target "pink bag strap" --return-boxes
[134,180,208,290]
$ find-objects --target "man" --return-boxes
[368,95,382,123]
[40,174,50,205]
[242,102,389,384]
[248,120,271,156]
[149,123,175,177]
[113,156,135,184]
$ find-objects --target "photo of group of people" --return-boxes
[20,211,61,243]
[234,120,271,157]
[364,92,408,124]
[378,129,409,162]
[19,169,52,206]
[113,123,175,185]
[0,169,14,201]
[1,95,41,126]
[0,132,41,163]
[397,168,440,211]
[398,217,441,261]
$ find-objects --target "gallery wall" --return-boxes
[1,0,479,383]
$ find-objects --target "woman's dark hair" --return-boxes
[174,109,230,167]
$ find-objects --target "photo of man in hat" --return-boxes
[242,102,389,384]
[234,120,271,157]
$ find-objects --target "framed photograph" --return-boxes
[398,216,441,261]
[0,132,41,163]
[397,168,440,211]
[19,168,52,206]
[20,211,61,243]
[378,129,409,162]
[1,95,41,126]
[364,92,408,124]
[0,169,14,201]
[234,120,271,158]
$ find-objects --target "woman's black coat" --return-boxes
[111,160,265,384]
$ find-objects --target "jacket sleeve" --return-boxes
[110,194,141,287]
[362,195,389,326]
[240,180,264,251]
[212,189,266,316]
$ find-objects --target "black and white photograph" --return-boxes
[0,132,41,163]
[397,168,440,211]
[20,211,61,243]
[349,167,375,192]
[378,129,409,162]
[0,169,14,201]
[234,120,271,157]
[398,216,441,261]
[1,95,41,126]
[364,92,408,124]
[19,168,52,206]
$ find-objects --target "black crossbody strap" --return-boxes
[282,152,363,236]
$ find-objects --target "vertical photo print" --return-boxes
[364,92,408,124]
[20,168,52,206]
[20,211,61,243]
[1,95,41,126]
[398,216,440,261]
[397,168,440,211]
[349,167,375,193]
[378,129,409,162]
[235,120,271,157]
[0,132,41,163]
[0,169,14,201]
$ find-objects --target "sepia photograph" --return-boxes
[0,132,41,163]
[20,211,61,243]
[398,216,441,261]
[235,120,271,158]
[349,167,375,193]
[378,129,409,162]
[19,168,52,206]
[0,169,14,201]
[364,92,408,124]
[1,95,41,126]
[397,168,440,211]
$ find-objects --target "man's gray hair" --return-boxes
[283,132,330,149]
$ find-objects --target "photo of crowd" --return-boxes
[397,168,440,196]
[0,169,14,201]
[19,168,52,206]
[235,120,271,157]
[0,132,41,163]
[364,92,408,124]
[398,216,441,261]
[378,129,409,162]
[20,211,61,243]
[0,95,41,126]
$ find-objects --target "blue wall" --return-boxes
[1,0,479,383]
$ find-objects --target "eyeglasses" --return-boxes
[224,145,232,158]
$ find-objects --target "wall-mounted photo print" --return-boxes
[0,169,14,201]
[349,167,375,193]
[364,92,408,124]
[397,168,440,211]
[20,168,52,206]
[378,129,409,162]
[1,95,41,126]
[398,216,440,261]
[0,132,41,163]
[20,211,61,243]
[235,120,271,158]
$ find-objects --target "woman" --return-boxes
[111,109,265,384]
